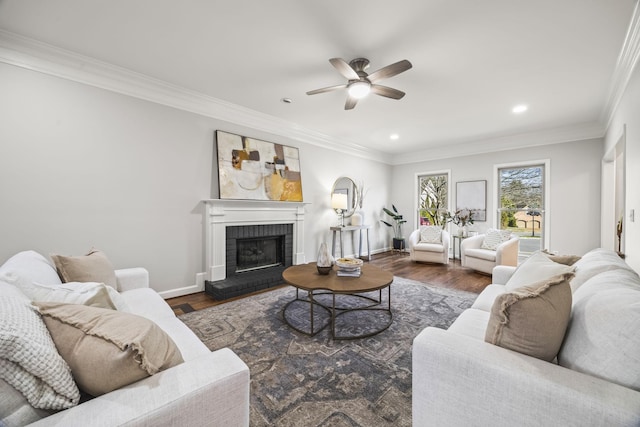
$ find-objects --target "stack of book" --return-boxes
[335,257,363,277]
[337,267,361,277]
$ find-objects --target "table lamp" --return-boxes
[331,193,348,227]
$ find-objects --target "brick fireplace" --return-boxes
[202,200,306,300]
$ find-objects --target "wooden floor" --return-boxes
[167,251,492,315]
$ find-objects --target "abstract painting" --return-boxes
[216,130,303,201]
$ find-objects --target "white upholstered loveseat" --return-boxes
[413,248,640,426]
[0,250,249,427]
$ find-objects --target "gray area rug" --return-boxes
[179,277,476,426]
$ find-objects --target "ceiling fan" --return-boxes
[306,57,412,110]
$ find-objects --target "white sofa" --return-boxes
[408,228,450,264]
[460,232,519,274]
[413,248,640,426]
[0,250,250,427]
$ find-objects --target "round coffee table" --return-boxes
[282,262,393,340]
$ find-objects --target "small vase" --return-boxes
[316,242,333,275]
[351,211,362,226]
[462,225,468,237]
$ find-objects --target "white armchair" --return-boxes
[461,232,519,274]
[408,226,450,265]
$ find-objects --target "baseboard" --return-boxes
[158,272,206,299]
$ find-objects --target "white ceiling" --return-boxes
[0,0,636,159]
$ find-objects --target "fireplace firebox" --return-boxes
[205,223,293,300]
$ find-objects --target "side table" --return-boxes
[452,235,469,261]
[330,225,371,260]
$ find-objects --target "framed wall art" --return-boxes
[456,180,487,221]
[215,130,303,201]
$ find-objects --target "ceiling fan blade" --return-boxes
[371,84,406,99]
[306,84,347,95]
[367,59,412,83]
[329,58,360,80]
[344,96,358,110]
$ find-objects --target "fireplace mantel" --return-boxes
[202,199,308,282]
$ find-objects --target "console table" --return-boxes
[330,225,371,260]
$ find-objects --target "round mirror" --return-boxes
[331,176,359,218]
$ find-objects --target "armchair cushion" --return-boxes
[485,272,573,361]
[419,225,442,243]
[464,248,496,261]
[481,228,512,250]
[413,242,445,253]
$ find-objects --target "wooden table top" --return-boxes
[282,262,393,293]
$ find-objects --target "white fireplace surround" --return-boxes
[203,199,307,282]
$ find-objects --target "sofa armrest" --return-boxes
[30,348,250,427]
[413,327,640,426]
[491,265,517,285]
[115,268,149,291]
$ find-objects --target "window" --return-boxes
[497,164,546,255]
[417,172,449,227]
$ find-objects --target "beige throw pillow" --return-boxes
[485,272,573,362]
[35,302,184,397]
[50,249,118,290]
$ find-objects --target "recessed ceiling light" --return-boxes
[390,134,399,140]
[512,104,528,114]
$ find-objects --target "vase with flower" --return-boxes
[446,209,475,237]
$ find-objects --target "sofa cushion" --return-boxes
[485,272,573,361]
[50,249,118,290]
[505,252,575,291]
[447,308,490,341]
[481,229,511,250]
[570,248,636,292]
[35,302,184,397]
[0,250,62,292]
[0,378,50,426]
[558,269,640,391]
[0,296,79,410]
[470,284,507,312]
[419,225,442,243]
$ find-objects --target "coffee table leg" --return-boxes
[309,290,314,335]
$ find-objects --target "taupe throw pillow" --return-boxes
[50,249,118,290]
[35,302,184,397]
[485,272,573,362]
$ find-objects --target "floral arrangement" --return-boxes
[446,209,475,227]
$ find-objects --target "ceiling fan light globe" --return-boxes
[348,81,371,99]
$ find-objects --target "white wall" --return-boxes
[0,62,392,296]
[605,58,640,272]
[389,138,603,256]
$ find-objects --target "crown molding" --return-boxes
[601,0,640,128]
[389,122,605,165]
[0,30,385,163]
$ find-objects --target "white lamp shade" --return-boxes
[331,193,348,210]
[347,81,371,99]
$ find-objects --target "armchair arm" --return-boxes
[460,234,484,264]
[115,268,149,292]
[496,236,520,267]
[441,230,450,254]
[413,327,640,426]
[408,229,421,251]
[31,348,250,427]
